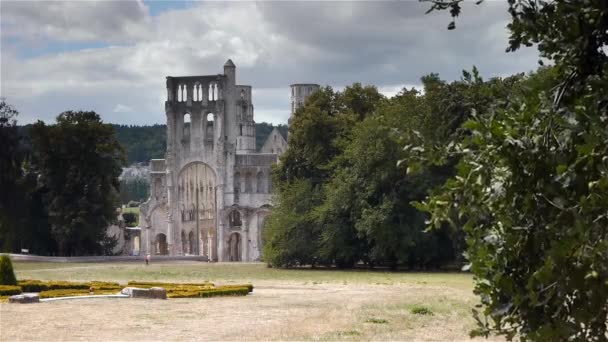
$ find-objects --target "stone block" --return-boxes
[149,287,167,299]
[129,287,167,299]
[9,294,39,304]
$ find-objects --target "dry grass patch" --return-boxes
[0,261,501,341]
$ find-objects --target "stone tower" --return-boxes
[139,59,276,262]
[288,83,320,125]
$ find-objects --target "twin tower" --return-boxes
[135,59,319,261]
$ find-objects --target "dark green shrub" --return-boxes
[18,280,48,292]
[0,255,17,285]
[122,212,138,227]
[0,285,22,296]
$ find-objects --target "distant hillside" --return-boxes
[112,124,167,164]
[18,122,288,165]
[114,122,287,164]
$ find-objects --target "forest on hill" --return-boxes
[112,122,288,164]
[19,122,288,165]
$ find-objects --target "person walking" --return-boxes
[145,253,150,266]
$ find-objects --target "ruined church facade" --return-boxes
[136,60,317,261]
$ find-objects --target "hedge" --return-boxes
[18,280,90,292]
[168,286,250,298]
[127,281,214,288]
[39,288,119,299]
[0,285,22,296]
[218,284,254,293]
[88,281,121,291]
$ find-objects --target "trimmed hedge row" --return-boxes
[18,280,121,292]
[89,281,121,291]
[219,284,254,293]
[127,281,214,288]
[168,286,250,298]
[0,285,22,296]
[38,289,119,299]
[12,279,252,300]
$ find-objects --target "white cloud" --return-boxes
[1,0,151,43]
[1,1,540,125]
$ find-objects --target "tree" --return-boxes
[262,178,324,267]
[0,100,29,253]
[414,1,608,339]
[30,111,125,256]
[265,84,386,267]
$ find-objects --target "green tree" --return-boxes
[262,178,324,267]
[265,84,385,267]
[30,111,125,256]
[416,0,608,339]
[0,100,23,252]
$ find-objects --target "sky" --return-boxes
[0,0,540,125]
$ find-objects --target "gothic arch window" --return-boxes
[229,210,242,228]
[256,171,264,193]
[209,83,219,101]
[183,113,191,140]
[206,113,214,140]
[193,82,203,102]
[177,84,187,102]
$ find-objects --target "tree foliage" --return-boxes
[412,0,608,339]
[264,77,517,269]
[0,100,25,252]
[30,111,125,256]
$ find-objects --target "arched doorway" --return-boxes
[178,162,217,259]
[155,233,168,255]
[228,233,241,261]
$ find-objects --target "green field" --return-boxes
[2,262,492,341]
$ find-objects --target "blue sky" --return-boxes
[1,1,539,125]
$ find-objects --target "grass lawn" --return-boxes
[1,261,498,341]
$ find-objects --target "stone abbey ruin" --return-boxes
[112,60,319,261]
